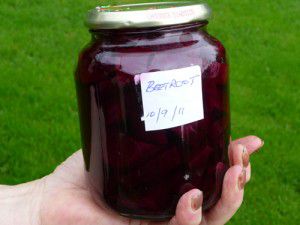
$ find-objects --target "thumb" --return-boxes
[169,189,203,225]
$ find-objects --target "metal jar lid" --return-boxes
[86,1,211,30]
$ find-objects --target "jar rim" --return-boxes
[86,1,211,30]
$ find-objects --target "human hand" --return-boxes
[0,136,263,225]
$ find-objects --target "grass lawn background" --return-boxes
[0,0,299,224]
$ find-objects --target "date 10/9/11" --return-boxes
[143,106,185,123]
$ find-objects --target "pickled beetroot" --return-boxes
[75,22,230,219]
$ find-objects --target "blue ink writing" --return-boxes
[145,75,201,93]
[145,106,185,124]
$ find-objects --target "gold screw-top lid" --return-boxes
[86,1,211,30]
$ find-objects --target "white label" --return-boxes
[140,66,204,131]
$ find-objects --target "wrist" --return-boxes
[0,179,45,225]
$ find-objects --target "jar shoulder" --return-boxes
[75,30,227,82]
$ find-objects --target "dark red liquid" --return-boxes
[75,22,230,220]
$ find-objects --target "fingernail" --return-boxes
[191,192,203,211]
[260,139,264,147]
[242,146,249,168]
[238,169,246,190]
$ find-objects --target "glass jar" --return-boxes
[75,2,230,220]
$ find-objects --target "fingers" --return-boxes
[169,136,263,225]
[229,136,263,182]
[231,135,264,154]
[229,144,249,167]
[169,189,203,225]
[204,165,245,225]
[228,144,251,181]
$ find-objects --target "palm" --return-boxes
[40,151,133,225]
[40,150,158,225]
[39,136,263,225]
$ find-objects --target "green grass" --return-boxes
[0,0,299,224]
